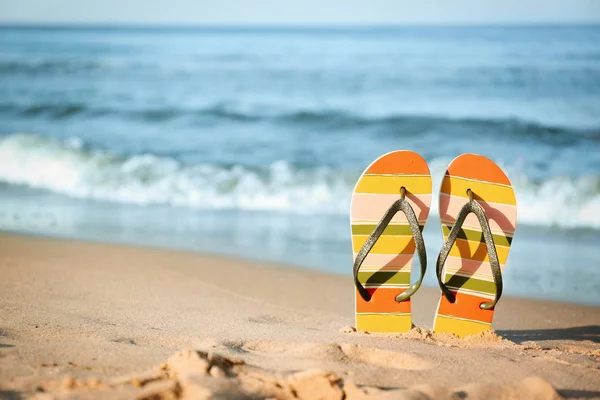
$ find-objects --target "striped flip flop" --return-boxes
[351,150,432,333]
[433,154,517,337]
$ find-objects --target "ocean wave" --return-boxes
[0,56,253,75]
[0,59,105,74]
[0,133,598,229]
[1,102,599,141]
[0,133,353,213]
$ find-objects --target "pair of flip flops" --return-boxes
[351,152,517,337]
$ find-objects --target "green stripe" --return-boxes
[441,225,512,247]
[444,274,497,295]
[352,224,424,236]
[358,271,410,285]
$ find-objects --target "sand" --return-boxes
[0,232,598,399]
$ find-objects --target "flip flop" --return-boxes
[351,150,432,333]
[433,154,517,337]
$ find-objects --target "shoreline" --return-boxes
[1,233,599,399]
[3,227,599,308]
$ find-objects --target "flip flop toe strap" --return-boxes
[436,190,503,310]
[353,190,427,303]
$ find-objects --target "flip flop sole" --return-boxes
[433,154,517,337]
[351,150,432,333]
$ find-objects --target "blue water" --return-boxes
[0,25,599,305]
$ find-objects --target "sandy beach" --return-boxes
[0,232,598,399]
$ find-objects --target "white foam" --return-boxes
[0,133,598,229]
[0,133,352,214]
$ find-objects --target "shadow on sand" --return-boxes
[0,391,24,400]
[557,389,600,399]
[498,325,599,344]
[494,326,600,399]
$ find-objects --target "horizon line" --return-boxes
[1,21,599,29]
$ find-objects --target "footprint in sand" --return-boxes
[227,341,431,371]
[338,343,431,371]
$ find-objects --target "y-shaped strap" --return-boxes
[353,189,427,303]
[436,190,503,310]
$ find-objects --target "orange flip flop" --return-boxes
[433,154,517,337]
[351,151,432,333]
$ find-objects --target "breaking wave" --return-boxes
[0,133,598,229]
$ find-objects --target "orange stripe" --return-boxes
[446,153,511,185]
[437,291,494,323]
[366,150,430,175]
[356,287,411,313]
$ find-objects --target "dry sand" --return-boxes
[0,232,598,399]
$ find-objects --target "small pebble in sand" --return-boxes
[339,325,356,334]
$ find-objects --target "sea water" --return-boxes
[0,25,599,305]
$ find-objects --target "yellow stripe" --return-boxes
[352,235,414,254]
[441,177,516,205]
[447,238,511,264]
[433,315,491,338]
[444,268,496,281]
[355,175,432,195]
[356,314,412,333]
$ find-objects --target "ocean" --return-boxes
[0,25,599,305]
